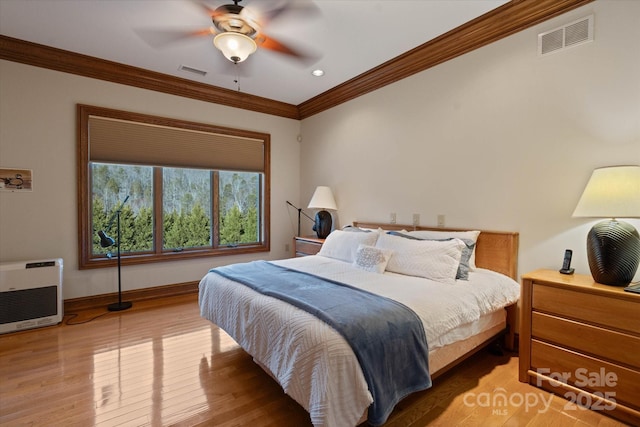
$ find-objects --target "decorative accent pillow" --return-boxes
[318,229,379,263]
[375,232,465,284]
[406,230,481,270]
[387,232,475,280]
[353,244,393,274]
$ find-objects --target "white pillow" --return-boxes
[406,230,481,270]
[375,232,465,284]
[318,229,379,263]
[386,231,475,280]
[353,244,393,274]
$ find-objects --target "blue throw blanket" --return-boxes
[210,260,431,425]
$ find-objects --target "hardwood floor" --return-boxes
[0,293,628,427]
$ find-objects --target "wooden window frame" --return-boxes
[77,104,270,270]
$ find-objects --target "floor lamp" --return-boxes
[98,195,133,311]
[286,200,315,237]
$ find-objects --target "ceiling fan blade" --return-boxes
[134,27,215,48]
[190,0,223,19]
[258,0,320,26]
[256,33,320,64]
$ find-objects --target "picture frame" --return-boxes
[0,167,33,192]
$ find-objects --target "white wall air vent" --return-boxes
[538,15,594,56]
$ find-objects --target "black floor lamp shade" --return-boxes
[586,219,640,286]
[98,230,115,247]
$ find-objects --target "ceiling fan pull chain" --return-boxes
[234,63,241,92]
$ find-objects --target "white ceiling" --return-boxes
[0,0,509,105]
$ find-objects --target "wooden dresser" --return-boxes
[293,236,324,257]
[519,269,640,424]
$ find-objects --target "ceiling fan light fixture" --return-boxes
[213,32,257,63]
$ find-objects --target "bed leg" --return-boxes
[503,304,517,352]
[489,340,504,356]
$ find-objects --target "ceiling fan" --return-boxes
[137,0,319,65]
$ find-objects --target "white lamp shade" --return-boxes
[573,165,640,218]
[213,32,257,63]
[308,186,337,210]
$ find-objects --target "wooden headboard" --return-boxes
[352,222,519,280]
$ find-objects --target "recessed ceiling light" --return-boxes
[311,69,325,77]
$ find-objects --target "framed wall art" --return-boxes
[0,168,33,192]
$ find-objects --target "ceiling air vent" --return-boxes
[538,15,593,56]
[178,65,208,76]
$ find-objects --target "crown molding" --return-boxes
[0,0,594,120]
[298,0,594,118]
[0,35,300,120]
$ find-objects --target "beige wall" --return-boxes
[299,1,640,282]
[1,1,639,301]
[0,61,302,298]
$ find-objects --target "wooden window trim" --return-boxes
[77,104,270,270]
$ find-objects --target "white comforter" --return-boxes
[198,255,519,427]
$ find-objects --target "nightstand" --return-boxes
[293,236,325,257]
[519,269,640,424]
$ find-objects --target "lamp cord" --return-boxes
[64,311,112,325]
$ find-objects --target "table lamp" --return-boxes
[572,165,640,286]
[307,186,337,239]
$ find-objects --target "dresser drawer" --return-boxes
[531,340,640,410]
[532,312,640,369]
[532,284,640,335]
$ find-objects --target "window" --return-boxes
[78,105,270,269]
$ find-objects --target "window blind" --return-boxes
[89,116,265,172]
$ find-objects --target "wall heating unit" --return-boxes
[0,258,63,334]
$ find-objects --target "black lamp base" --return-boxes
[108,301,133,311]
[313,210,332,239]
[586,219,640,286]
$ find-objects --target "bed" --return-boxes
[199,221,520,426]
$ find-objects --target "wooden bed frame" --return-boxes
[353,221,519,352]
[200,221,521,426]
